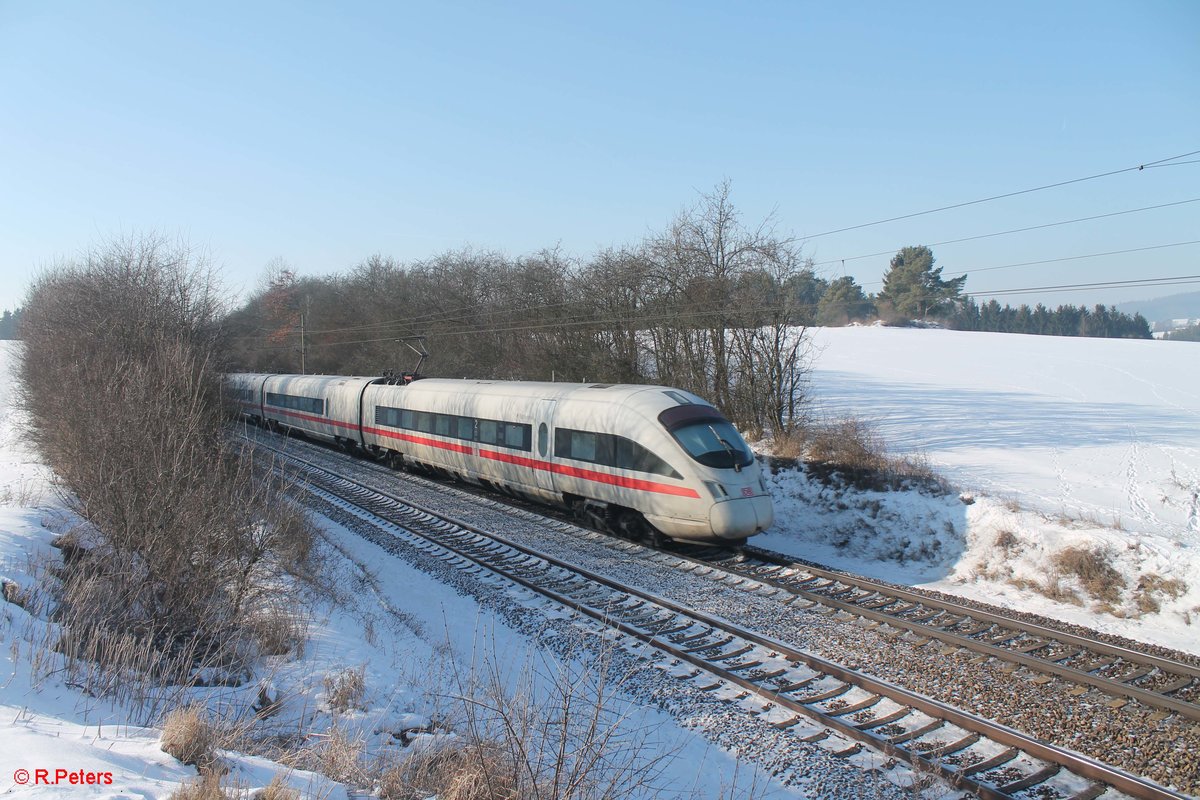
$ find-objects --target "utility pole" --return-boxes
[299,313,307,374]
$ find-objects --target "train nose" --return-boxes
[709,495,774,539]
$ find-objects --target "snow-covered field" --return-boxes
[760,325,1200,655]
[2,327,1198,798]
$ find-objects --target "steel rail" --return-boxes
[262,443,1189,800]
[743,545,1200,681]
[695,547,1200,721]
[246,428,1200,720]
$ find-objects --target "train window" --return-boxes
[373,407,528,449]
[537,424,548,457]
[570,431,597,461]
[614,437,682,479]
[669,420,754,470]
[265,392,324,416]
[505,423,529,450]
[554,428,681,478]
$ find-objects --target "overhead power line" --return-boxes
[967,274,1200,299]
[799,149,1200,240]
[243,273,1200,353]
[941,240,1200,279]
[811,198,1200,269]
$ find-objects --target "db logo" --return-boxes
[741,487,754,497]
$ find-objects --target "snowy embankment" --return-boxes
[760,325,1200,655]
[2,327,1197,797]
[0,340,792,799]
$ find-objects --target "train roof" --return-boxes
[228,373,716,410]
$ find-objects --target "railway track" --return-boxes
[654,546,1200,722]
[270,425,1200,723]
[261,439,1189,800]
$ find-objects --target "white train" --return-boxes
[228,373,773,544]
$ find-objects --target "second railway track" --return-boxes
[255,433,1195,799]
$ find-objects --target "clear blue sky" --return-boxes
[2,1,1197,313]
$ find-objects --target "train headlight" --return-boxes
[703,481,728,499]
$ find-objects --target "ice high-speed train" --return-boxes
[228,373,773,544]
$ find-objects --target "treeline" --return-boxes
[0,307,22,339]
[946,299,1151,339]
[1164,324,1200,342]
[19,235,315,690]
[227,184,814,437]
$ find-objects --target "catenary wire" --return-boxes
[237,238,1200,345]
[798,148,1200,239]
[243,273,1200,352]
[809,198,1200,269]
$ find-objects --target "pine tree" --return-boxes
[816,276,873,326]
[877,246,967,321]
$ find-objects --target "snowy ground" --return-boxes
[2,326,1199,798]
[759,325,1200,656]
[0,341,793,798]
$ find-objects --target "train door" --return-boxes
[533,399,557,493]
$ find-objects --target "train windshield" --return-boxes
[669,420,754,471]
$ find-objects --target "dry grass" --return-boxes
[1,578,28,609]
[170,772,230,800]
[993,530,1021,554]
[381,740,515,800]
[315,727,369,786]
[1134,573,1189,615]
[323,666,366,713]
[254,774,298,800]
[1053,546,1125,605]
[246,603,307,658]
[769,430,806,460]
[792,417,949,493]
[161,705,217,769]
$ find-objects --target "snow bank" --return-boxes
[762,326,1200,654]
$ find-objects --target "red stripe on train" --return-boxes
[361,425,474,454]
[258,406,699,499]
[478,449,702,499]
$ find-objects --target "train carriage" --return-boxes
[229,373,773,544]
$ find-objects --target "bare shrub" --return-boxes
[800,417,947,492]
[769,430,805,460]
[1053,546,1125,605]
[161,705,216,768]
[16,234,319,691]
[324,666,366,713]
[806,417,888,472]
[427,644,672,800]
